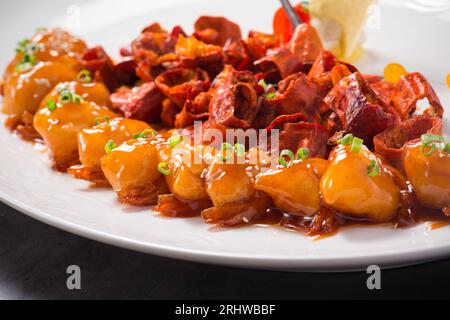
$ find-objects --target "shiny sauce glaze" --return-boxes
[152,142,450,238]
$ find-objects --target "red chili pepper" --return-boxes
[273,2,311,44]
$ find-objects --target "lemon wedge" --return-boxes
[310,0,375,59]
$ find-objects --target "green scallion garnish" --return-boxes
[16,39,31,53]
[15,40,41,72]
[350,137,364,153]
[258,79,268,91]
[367,160,380,177]
[419,134,448,156]
[59,89,83,105]
[15,53,38,72]
[27,43,40,53]
[279,149,294,167]
[296,148,309,160]
[133,129,157,139]
[158,162,171,176]
[219,142,234,161]
[444,142,450,154]
[338,134,354,146]
[95,116,110,126]
[104,140,117,154]
[234,143,245,157]
[77,69,92,83]
[46,99,57,112]
[420,141,436,156]
[421,134,445,143]
[168,133,182,149]
[265,92,277,100]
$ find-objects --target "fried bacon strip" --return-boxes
[155,67,210,107]
[391,72,444,120]
[308,50,358,97]
[254,47,303,82]
[194,16,242,46]
[131,23,177,82]
[81,46,119,91]
[286,23,324,65]
[114,57,138,87]
[208,66,260,128]
[374,115,442,170]
[110,82,164,123]
[175,91,211,128]
[323,72,397,143]
[243,31,279,62]
[268,72,322,119]
[267,113,331,158]
[222,40,249,70]
[364,74,395,106]
[175,36,224,76]
[81,47,138,91]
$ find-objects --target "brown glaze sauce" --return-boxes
[153,193,450,238]
[156,194,212,218]
[5,114,42,143]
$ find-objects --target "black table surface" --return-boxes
[1,201,449,300]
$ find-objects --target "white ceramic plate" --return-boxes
[0,0,449,272]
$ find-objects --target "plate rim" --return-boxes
[2,186,450,272]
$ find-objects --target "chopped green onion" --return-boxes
[444,142,450,154]
[77,69,92,83]
[133,129,157,139]
[367,160,380,177]
[338,134,354,146]
[59,89,83,105]
[296,148,309,160]
[219,142,234,161]
[56,85,66,93]
[420,141,436,156]
[104,140,117,154]
[59,91,72,103]
[421,134,445,143]
[74,95,82,104]
[168,133,182,148]
[265,92,277,100]
[15,53,38,72]
[351,137,364,153]
[234,143,245,157]
[279,149,294,167]
[15,62,33,72]
[16,39,30,53]
[158,162,171,176]
[221,142,233,151]
[15,40,41,72]
[419,134,449,156]
[258,79,268,91]
[46,99,57,112]
[95,116,110,126]
[27,43,40,53]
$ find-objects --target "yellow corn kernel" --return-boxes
[384,63,408,84]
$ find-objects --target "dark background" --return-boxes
[1,201,449,300]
